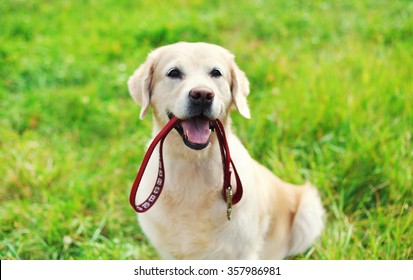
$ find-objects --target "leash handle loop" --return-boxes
[129,117,180,213]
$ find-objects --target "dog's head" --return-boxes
[128,42,250,150]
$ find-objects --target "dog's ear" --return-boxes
[230,60,251,119]
[128,54,157,119]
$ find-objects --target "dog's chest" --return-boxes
[138,146,261,259]
[140,199,258,259]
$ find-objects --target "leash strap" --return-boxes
[213,118,243,206]
[129,116,243,219]
[129,117,179,213]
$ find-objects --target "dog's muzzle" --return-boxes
[187,87,215,118]
[168,87,216,150]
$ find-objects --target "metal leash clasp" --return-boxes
[226,186,233,221]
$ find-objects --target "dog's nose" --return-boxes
[189,87,215,105]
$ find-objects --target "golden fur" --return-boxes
[128,42,324,259]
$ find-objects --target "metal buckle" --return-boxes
[226,186,233,221]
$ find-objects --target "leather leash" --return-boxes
[129,116,243,221]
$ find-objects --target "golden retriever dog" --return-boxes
[128,42,324,259]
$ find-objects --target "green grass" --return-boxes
[1,0,412,259]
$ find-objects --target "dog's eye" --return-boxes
[167,68,183,79]
[210,68,222,78]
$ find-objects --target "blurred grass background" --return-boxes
[1,0,412,259]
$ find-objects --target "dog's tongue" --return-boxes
[181,117,211,144]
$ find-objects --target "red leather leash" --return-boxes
[213,118,243,220]
[129,116,243,221]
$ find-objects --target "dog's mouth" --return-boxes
[168,112,214,150]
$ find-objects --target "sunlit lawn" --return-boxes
[1,0,412,259]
